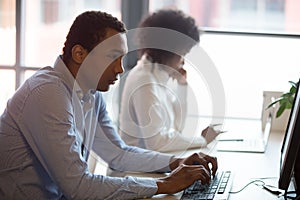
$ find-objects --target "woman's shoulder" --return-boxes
[126,63,157,83]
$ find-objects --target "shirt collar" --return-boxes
[53,56,95,103]
[139,54,170,84]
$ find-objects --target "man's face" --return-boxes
[97,29,127,91]
[77,29,128,92]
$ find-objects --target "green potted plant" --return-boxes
[267,81,298,118]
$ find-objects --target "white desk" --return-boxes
[108,118,289,199]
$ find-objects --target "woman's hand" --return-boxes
[170,68,187,85]
[201,126,220,144]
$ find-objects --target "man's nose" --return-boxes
[115,58,124,74]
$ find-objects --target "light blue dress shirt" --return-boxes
[0,56,173,199]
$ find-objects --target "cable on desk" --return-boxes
[229,180,265,194]
[230,177,287,197]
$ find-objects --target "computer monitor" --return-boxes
[279,80,300,193]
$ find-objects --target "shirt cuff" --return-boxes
[128,177,158,199]
[155,153,174,172]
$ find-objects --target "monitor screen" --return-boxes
[279,80,300,192]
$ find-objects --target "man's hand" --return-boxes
[201,126,219,144]
[156,164,211,194]
[162,153,218,194]
[169,152,218,177]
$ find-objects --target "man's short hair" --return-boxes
[62,11,126,62]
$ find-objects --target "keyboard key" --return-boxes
[218,187,226,194]
[207,194,215,200]
[220,183,227,188]
[181,170,232,199]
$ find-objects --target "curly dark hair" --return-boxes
[62,11,126,62]
[137,9,200,64]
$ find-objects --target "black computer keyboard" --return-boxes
[181,171,232,200]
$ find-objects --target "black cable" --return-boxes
[262,184,283,196]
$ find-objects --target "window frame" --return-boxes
[1,0,300,91]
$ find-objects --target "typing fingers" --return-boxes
[199,153,218,177]
[189,165,211,184]
[206,158,218,176]
[182,152,218,177]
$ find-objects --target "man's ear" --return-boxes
[71,45,88,64]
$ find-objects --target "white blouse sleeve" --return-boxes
[130,81,207,152]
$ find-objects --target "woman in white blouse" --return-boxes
[119,9,219,152]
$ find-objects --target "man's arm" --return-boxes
[92,92,174,172]
[20,83,159,199]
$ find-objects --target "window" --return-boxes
[0,0,121,115]
[0,71,15,113]
[0,0,15,66]
[0,0,16,113]
[149,0,300,34]
[23,0,121,67]
[2,0,300,119]
[149,0,300,119]
[199,33,300,118]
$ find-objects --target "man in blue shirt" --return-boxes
[0,11,217,199]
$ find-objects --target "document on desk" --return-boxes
[216,117,272,153]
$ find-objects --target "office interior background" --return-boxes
[1,0,300,122]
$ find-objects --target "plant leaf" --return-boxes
[289,81,297,88]
[276,102,287,118]
[290,85,297,94]
[267,81,298,117]
[266,98,282,109]
[279,98,287,105]
[282,92,292,97]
